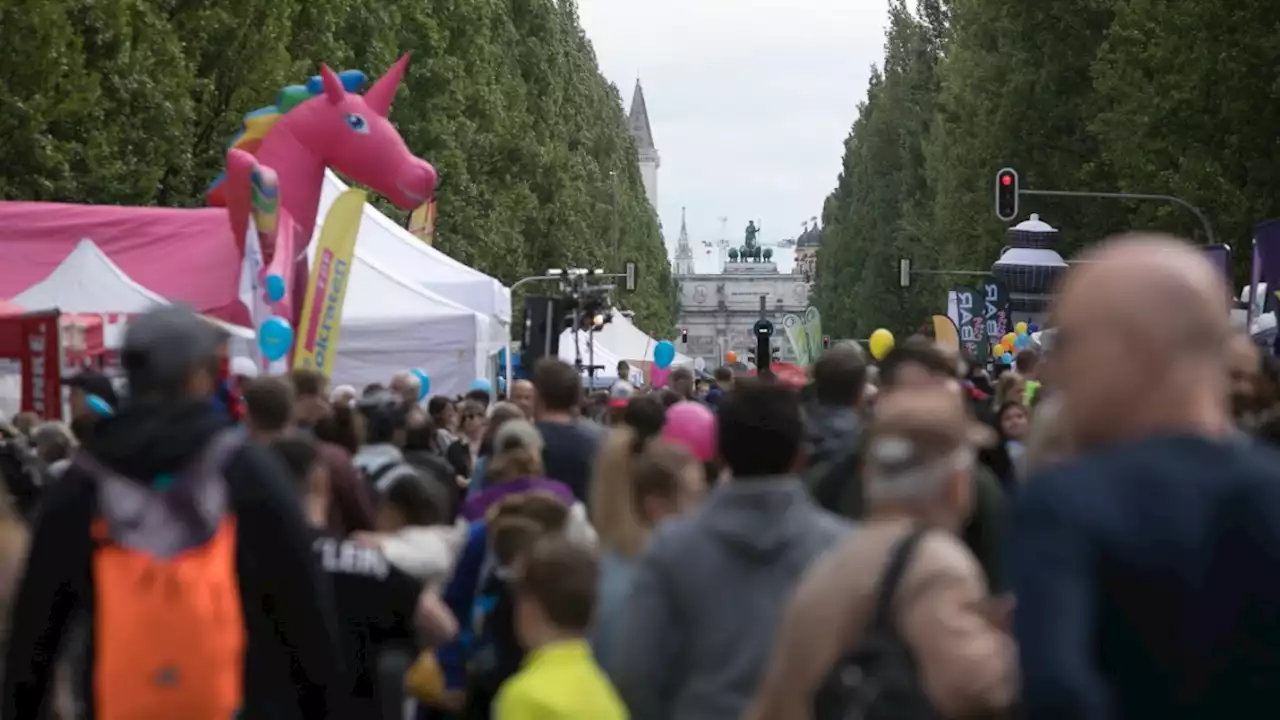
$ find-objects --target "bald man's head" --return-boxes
[510,378,535,417]
[1052,233,1231,449]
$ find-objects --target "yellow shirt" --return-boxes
[494,639,628,720]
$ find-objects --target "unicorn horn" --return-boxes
[365,53,411,117]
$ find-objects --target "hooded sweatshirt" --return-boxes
[612,477,849,720]
[2,400,347,719]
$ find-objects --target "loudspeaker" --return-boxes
[522,296,563,372]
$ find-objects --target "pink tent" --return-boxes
[0,202,246,324]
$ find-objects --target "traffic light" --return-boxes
[995,168,1019,222]
[822,335,831,350]
[753,318,775,374]
[681,327,688,344]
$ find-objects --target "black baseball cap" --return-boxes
[121,305,228,398]
[63,370,119,410]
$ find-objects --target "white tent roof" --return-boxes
[317,171,512,324]
[12,239,251,338]
[14,238,177,314]
[330,252,493,396]
[593,311,692,365]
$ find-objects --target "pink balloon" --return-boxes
[662,401,718,462]
[649,366,670,388]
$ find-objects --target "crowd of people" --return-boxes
[2,232,1280,719]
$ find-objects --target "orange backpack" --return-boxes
[79,428,248,720]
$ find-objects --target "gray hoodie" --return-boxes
[612,477,850,720]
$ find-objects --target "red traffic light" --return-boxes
[995,168,1019,222]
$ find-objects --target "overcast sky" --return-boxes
[577,0,890,273]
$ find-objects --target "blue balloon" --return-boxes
[470,378,493,394]
[411,368,430,400]
[257,316,293,361]
[1014,334,1029,350]
[654,340,676,369]
[1028,322,1040,333]
[265,273,287,303]
[1001,352,1014,364]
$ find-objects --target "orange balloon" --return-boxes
[726,351,737,363]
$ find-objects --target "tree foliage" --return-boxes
[814,0,1280,338]
[0,0,675,335]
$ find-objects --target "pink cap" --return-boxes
[661,401,718,462]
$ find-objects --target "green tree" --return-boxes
[1091,0,1280,282]
[814,0,944,338]
[923,0,1118,271]
[0,0,194,205]
[0,0,678,333]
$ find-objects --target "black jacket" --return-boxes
[2,400,348,719]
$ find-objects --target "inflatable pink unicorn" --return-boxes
[208,54,436,351]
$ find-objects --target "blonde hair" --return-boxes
[994,373,1026,408]
[590,428,649,558]
[590,429,695,559]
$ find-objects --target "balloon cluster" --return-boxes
[253,257,295,361]
[869,328,895,360]
[990,321,1039,364]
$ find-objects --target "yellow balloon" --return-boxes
[1014,321,1028,335]
[869,328,895,360]
[991,343,1004,358]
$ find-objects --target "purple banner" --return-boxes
[1255,220,1280,322]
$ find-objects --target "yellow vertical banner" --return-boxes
[407,199,436,246]
[293,188,365,376]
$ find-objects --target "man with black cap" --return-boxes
[3,305,348,719]
[62,369,119,419]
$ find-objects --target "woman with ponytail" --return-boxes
[589,395,706,672]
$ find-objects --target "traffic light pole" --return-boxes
[504,264,638,392]
[1018,189,1217,246]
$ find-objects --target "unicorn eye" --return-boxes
[344,113,369,134]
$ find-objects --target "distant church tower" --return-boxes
[674,207,694,276]
[628,79,659,212]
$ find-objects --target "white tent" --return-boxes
[11,239,253,343]
[557,329,624,383]
[332,253,494,395]
[317,172,512,327]
[592,311,692,366]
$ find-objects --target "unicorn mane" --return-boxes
[206,69,368,202]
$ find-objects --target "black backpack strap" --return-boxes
[870,528,928,630]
